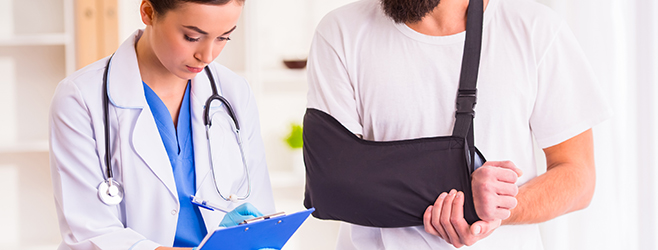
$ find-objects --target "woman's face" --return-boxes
[146,1,243,80]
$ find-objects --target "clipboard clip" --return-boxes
[239,211,286,225]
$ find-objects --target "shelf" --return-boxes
[0,33,70,46]
[0,140,49,153]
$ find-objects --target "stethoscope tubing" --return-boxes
[203,66,251,201]
[99,55,251,205]
[102,54,114,181]
[203,68,240,130]
[205,120,251,202]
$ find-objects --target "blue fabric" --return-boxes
[219,203,264,227]
[144,81,207,247]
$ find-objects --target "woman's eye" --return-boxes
[184,35,200,42]
[218,37,231,42]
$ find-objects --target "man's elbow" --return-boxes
[572,167,596,212]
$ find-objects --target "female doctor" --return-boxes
[49,0,275,249]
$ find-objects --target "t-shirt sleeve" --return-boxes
[530,22,612,148]
[306,22,363,136]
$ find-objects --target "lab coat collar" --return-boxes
[106,30,145,109]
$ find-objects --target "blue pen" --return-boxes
[190,195,230,213]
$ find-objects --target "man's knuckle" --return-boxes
[478,182,491,194]
[432,217,442,227]
[504,170,517,180]
[440,217,451,225]
[424,226,437,236]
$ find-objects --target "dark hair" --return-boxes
[380,0,441,23]
[150,0,245,16]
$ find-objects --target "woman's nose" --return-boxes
[195,44,213,64]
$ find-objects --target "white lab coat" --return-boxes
[49,30,275,250]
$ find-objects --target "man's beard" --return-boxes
[380,0,441,23]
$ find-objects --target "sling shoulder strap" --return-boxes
[451,0,484,170]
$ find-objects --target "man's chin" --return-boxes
[380,0,441,23]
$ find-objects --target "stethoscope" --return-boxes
[97,55,251,205]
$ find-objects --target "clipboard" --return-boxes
[198,208,315,250]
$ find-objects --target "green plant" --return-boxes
[284,123,303,149]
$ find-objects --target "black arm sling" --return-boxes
[303,0,485,227]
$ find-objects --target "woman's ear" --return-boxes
[140,0,155,25]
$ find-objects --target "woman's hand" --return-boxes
[219,203,264,227]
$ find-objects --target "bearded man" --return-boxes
[303,0,611,249]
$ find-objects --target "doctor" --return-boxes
[49,0,275,249]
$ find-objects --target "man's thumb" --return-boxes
[471,220,496,236]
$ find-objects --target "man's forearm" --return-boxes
[503,130,595,225]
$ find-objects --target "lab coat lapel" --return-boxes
[191,65,227,231]
[107,30,178,200]
[132,106,178,200]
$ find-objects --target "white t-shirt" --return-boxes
[306,0,611,249]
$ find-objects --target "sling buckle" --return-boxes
[456,89,477,117]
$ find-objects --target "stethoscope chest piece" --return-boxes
[98,178,124,205]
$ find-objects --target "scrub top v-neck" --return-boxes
[143,81,207,247]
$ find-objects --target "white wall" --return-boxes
[118,0,144,42]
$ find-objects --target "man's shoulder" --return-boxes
[489,0,567,47]
[494,0,564,27]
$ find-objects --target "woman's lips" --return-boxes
[187,65,203,73]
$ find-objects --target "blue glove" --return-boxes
[219,203,264,227]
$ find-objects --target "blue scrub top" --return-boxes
[144,81,207,247]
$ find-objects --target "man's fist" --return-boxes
[471,161,523,221]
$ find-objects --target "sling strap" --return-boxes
[452,0,484,172]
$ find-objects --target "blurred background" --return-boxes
[0,0,656,249]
